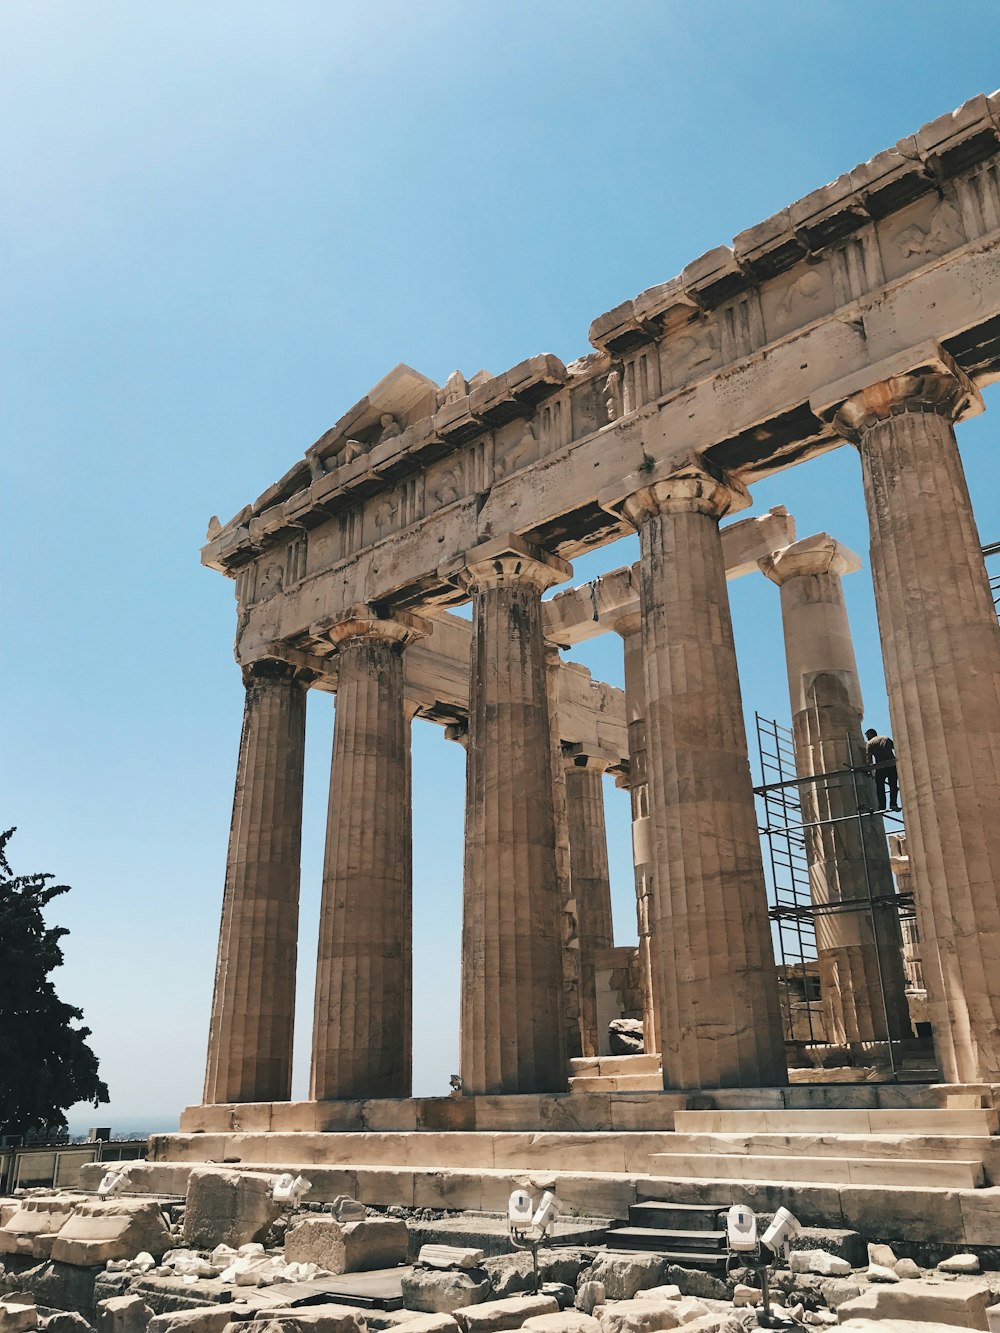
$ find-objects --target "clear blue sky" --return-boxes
[3,2,999,1133]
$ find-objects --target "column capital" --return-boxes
[239,657,305,689]
[606,457,751,528]
[759,532,862,587]
[811,341,983,444]
[613,609,642,639]
[449,534,572,596]
[444,721,469,749]
[312,604,430,652]
[561,741,621,772]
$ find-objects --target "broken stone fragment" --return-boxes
[391,1318,459,1333]
[418,1245,486,1272]
[608,1020,644,1056]
[0,1200,78,1261]
[731,1287,759,1309]
[0,1303,38,1333]
[937,1253,981,1273]
[218,1254,284,1287]
[788,1251,851,1278]
[865,1242,898,1269]
[96,1297,151,1333]
[182,1172,281,1251]
[402,1269,492,1316]
[523,1315,601,1333]
[893,1258,921,1279]
[50,1202,171,1267]
[329,1198,367,1223]
[667,1299,708,1325]
[839,1277,997,1328]
[146,1306,236,1333]
[40,1314,94,1333]
[453,1296,559,1333]
[595,1300,681,1333]
[817,1278,861,1311]
[864,1263,900,1284]
[584,1256,669,1303]
[284,1216,406,1275]
[575,1284,605,1316]
[235,1312,364,1333]
[634,1289,681,1303]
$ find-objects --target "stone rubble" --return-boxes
[3,1186,1000,1333]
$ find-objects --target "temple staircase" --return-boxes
[605,1200,729,1272]
[647,1106,1000,1189]
[83,1089,1000,1250]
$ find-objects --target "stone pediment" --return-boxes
[306,363,440,472]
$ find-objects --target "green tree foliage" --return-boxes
[0,828,109,1135]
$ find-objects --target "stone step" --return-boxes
[609,1225,726,1251]
[179,1092,689,1136]
[604,1228,727,1266]
[568,1074,663,1093]
[78,1157,1000,1246]
[648,1151,985,1188]
[673,1107,999,1135]
[628,1200,724,1231]
[179,1085,982,1136]
[666,1130,999,1164]
[146,1129,680,1174]
[569,1055,662,1078]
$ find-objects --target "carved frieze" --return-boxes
[878,189,967,285]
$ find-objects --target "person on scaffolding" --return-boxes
[865,728,900,813]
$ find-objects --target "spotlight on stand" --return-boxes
[724,1203,801,1327]
[508,1183,559,1294]
[273,1173,312,1205]
[97,1167,129,1198]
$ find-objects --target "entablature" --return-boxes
[204,91,1000,660]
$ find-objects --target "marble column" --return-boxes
[545,650,582,1061]
[310,607,426,1101]
[460,536,572,1094]
[564,749,615,1059]
[614,612,658,1055]
[760,534,910,1046]
[619,461,787,1089]
[204,659,307,1105]
[823,348,1000,1083]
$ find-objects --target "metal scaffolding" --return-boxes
[753,713,915,1066]
[752,541,995,1070]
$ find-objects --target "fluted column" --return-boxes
[564,749,615,1059]
[460,536,571,1094]
[760,534,910,1045]
[545,651,581,1061]
[310,606,426,1100]
[614,612,658,1055]
[204,659,308,1105]
[619,461,787,1089]
[822,346,1000,1083]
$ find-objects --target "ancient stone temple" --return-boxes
[187,91,1000,1142]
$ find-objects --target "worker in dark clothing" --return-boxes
[865,728,900,812]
